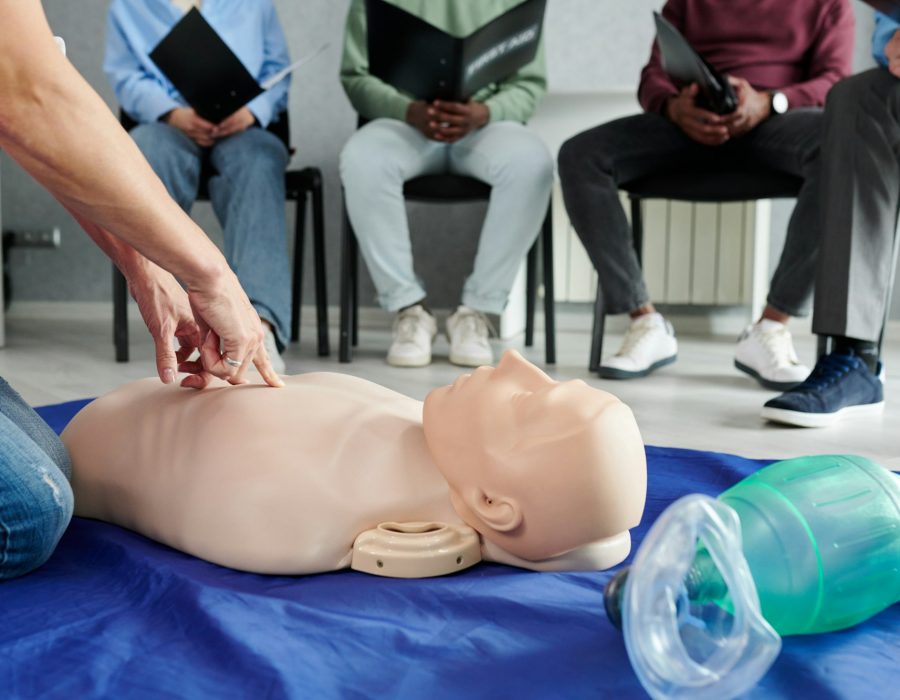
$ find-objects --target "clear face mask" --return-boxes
[605,494,781,700]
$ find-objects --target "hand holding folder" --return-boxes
[653,12,737,116]
[149,8,327,124]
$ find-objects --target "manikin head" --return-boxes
[423,350,647,562]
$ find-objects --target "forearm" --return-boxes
[781,75,845,109]
[782,0,853,108]
[341,74,412,121]
[70,207,160,288]
[639,0,682,114]
[0,1,224,289]
[481,46,547,123]
[639,50,679,115]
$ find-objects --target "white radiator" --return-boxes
[551,182,770,319]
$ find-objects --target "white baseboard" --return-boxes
[7,301,897,344]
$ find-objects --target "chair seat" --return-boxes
[403,174,492,202]
[622,168,804,203]
[286,167,322,198]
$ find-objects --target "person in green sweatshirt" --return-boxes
[340,0,552,368]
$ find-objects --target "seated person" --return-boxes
[763,12,900,428]
[339,0,553,368]
[104,0,293,373]
[557,0,854,387]
[61,351,647,575]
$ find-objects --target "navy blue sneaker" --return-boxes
[761,351,884,428]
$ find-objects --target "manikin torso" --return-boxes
[65,373,463,575]
[64,352,647,576]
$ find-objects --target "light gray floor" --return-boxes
[2,303,898,470]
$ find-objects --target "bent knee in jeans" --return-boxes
[0,440,74,581]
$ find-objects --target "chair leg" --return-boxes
[630,195,644,265]
[877,219,899,361]
[541,206,556,365]
[339,202,355,363]
[113,265,129,363]
[311,174,330,357]
[351,233,359,347]
[290,195,307,344]
[525,243,537,348]
[589,283,606,373]
[589,194,638,372]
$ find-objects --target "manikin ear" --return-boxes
[467,491,522,533]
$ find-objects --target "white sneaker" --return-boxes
[599,313,677,379]
[387,305,437,367]
[446,305,494,367]
[262,326,286,375]
[734,319,809,390]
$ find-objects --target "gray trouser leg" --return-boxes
[813,69,900,343]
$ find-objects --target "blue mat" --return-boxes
[0,399,896,699]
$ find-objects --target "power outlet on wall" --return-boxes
[4,227,62,249]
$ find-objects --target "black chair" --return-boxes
[339,173,556,365]
[589,168,804,372]
[113,110,329,362]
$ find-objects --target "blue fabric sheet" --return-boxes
[0,399,897,699]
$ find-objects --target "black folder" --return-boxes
[149,7,264,123]
[366,0,546,102]
[653,11,737,115]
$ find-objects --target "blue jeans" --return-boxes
[131,123,292,349]
[0,378,73,580]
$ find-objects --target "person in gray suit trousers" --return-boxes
[763,12,900,427]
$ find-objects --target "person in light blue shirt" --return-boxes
[762,12,899,427]
[872,10,900,70]
[105,0,293,371]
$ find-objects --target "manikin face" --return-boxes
[425,349,619,461]
[423,350,646,561]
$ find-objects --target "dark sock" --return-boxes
[832,336,879,373]
[399,300,430,315]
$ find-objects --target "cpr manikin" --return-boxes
[62,351,647,576]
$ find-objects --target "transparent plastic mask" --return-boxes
[621,494,781,700]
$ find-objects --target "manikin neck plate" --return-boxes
[351,522,482,578]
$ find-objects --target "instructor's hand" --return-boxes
[186,266,284,389]
[126,263,203,386]
[664,83,730,146]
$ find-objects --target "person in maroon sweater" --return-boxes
[558,0,854,386]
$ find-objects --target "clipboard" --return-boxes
[653,11,737,115]
[366,0,546,102]
[149,8,327,123]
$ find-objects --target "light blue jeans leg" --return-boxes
[130,122,203,213]
[448,122,554,314]
[208,128,291,349]
[340,119,446,312]
[0,378,73,581]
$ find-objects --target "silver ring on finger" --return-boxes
[223,354,242,368]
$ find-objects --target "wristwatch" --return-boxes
[769,91,789,115]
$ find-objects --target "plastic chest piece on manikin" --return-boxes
[603,454,900,700]
[351,522,482,578]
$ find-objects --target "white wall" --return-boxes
[2,0,896,321]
